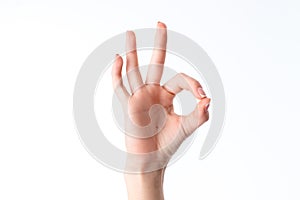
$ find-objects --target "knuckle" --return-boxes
[177,72,186,79]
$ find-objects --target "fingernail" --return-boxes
[198,87,206,98]
[205,103,210,112]
[126,30,132,38]
[157,21,166,28]
[115,54,119,57]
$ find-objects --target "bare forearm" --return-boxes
[124,170,165,200]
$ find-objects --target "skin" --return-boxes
[112,22,211,200]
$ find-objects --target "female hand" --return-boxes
[112,22,210,200]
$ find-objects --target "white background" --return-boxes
[1,0,300,199]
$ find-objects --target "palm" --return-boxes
[126,84,181,154]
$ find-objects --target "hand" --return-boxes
[112,22,211,200]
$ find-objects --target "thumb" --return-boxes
[181,98,211,137]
